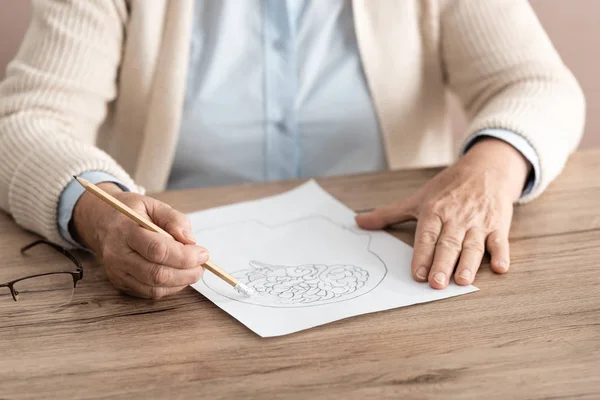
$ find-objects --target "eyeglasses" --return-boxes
[0,239,84,308]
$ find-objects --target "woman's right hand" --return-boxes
[72,183,209,299]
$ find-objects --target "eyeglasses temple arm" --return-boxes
[21,239,84,278]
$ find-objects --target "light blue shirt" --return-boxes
[58,0,540,245]
[168,0,385,188]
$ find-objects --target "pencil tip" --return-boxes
[235,283,256,298]
[73,175,77,179]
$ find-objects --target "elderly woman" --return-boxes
[0,0,584,299]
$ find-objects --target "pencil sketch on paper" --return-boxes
[199,215,388,308]
[232,261,370,305]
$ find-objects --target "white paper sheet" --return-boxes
[189,181,478,337]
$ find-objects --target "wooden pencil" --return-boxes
[73,176,255,297]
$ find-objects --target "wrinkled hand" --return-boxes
[356,138,530,289]
[73,184,209,299]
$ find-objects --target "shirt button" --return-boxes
[275,121,287,133]
[273,40,286,52]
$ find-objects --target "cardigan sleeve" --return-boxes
[0,0,140,247]
[440,0,586,203]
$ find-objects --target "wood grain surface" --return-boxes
[1,150,599,399]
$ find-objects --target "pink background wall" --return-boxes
[1,0,598,148]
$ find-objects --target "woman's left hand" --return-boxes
[356,138,531,289]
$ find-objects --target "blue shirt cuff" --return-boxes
[57,171,131,247]
[463,129,541,198]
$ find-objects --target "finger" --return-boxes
[355,198,417,230]
[143,199,196,244]
[429,224,466,289]
[126,227,209,269]
[454,229,486,286]
[120,250,205,287]
[486,230,510,274]
[411,214,442,282]
[106,265,187,300]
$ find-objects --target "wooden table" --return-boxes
[1,150,599,399]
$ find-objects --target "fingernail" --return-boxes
[198,250,210,264]
[182,229,196,243]
[416,267,428,280]
[433,272,446,285]
[497,260,508,271]
[459,269,471,280]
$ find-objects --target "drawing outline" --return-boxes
[199,215,388,308]
[233,260,370,305]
